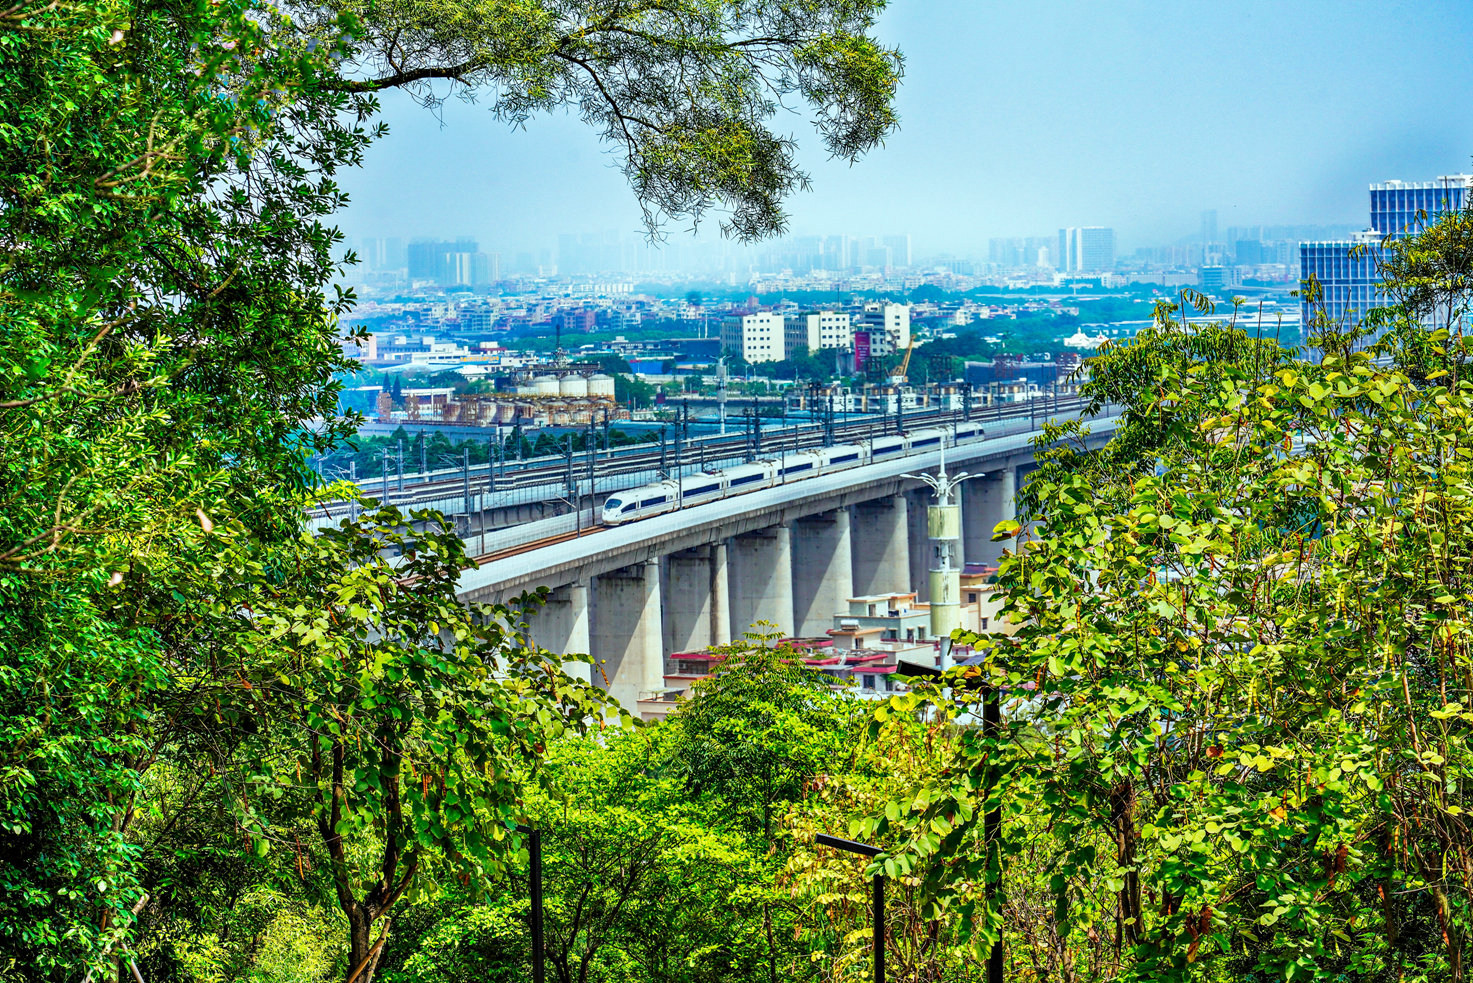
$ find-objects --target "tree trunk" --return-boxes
[1109,780,1142,946]
[344,904,386,983]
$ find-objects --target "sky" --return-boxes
[337,0,1473,258]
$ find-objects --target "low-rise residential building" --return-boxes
[721,311,785,363]
[784,311,853,354]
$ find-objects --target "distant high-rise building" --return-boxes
[1370,175,1472,237]
[990,236,1052,268]
[406,238,495,287]
[1198,265,1231,292]
[1058,227,1115,273]
[857,303,910,356]
[1056,229,1074,272]
[1233,240,1265,266]
[784,311,853,355]
[882,234,913,267]
[1079,227,1115,272]
[1201,209,1218,245]
[1300,174,1472,338]
[360,236,406,270]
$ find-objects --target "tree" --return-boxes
[325,0,902,239]
[207,508,616,983]
[673,631,860,839]
[870,217,1473,980]
[0,0,371,972]
[2,0,907,974]
[615,373,656,408]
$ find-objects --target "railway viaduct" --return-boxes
[455,412,1121,714]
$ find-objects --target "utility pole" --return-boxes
[564,434,575,497]
[487,436,496,492]
[462,447,471,532]
[717,356,728,436]
[419,432,427,477]
[397,438,405,493]
[381,447,390,503]
[585,421,595,494]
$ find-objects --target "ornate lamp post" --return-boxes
[902,443,976,670]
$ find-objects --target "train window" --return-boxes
[874,444,901,454]
[622,503,636,513]
[683,484,718,497]
[912,437,940,448]
[639,496,668,508]
[782,463,812,475]
[730,474,763,487]
[831,453,859,463]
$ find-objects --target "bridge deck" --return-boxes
[456,412,1121,603]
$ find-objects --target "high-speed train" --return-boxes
[599,421,988,526]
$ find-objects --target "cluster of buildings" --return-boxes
[649,568,1013,714]
[720,302,912,366]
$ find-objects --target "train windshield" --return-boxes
[603,499,622,511]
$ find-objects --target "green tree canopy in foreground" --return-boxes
[0,0,903,975]
[867,216,1473,981]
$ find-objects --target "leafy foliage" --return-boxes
[674,629,861,838]
[868,210,1473,981]
[0,0,372,970]
[323,0,903,239]
[0,0,912,974]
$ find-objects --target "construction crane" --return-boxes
[889,337,915,386]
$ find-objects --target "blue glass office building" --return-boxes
[1300,174,1472,341]
[1370,177,1470,237]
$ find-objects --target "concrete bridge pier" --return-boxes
[962,463,1018,569]
[729,524,794,639]
[663,549,715,655]
[791,510,854,637]
[850,495,909,597]
[522,581,592,682]
[906,487,932,600]
[710,541,731,646]
[591,560,664,710]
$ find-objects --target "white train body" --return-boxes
[599,422,988,526]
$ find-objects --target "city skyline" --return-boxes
[336,0,1473,257]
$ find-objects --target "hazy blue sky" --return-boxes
[338,0,1473,257]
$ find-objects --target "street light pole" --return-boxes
[515,825,545,983]
[902,443,976,671]
[815,834,885,983]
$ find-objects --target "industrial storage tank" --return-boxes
[533,374,560,396]
[516,381,538,396]
[587,373,616,398]
[559,375,588,397]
